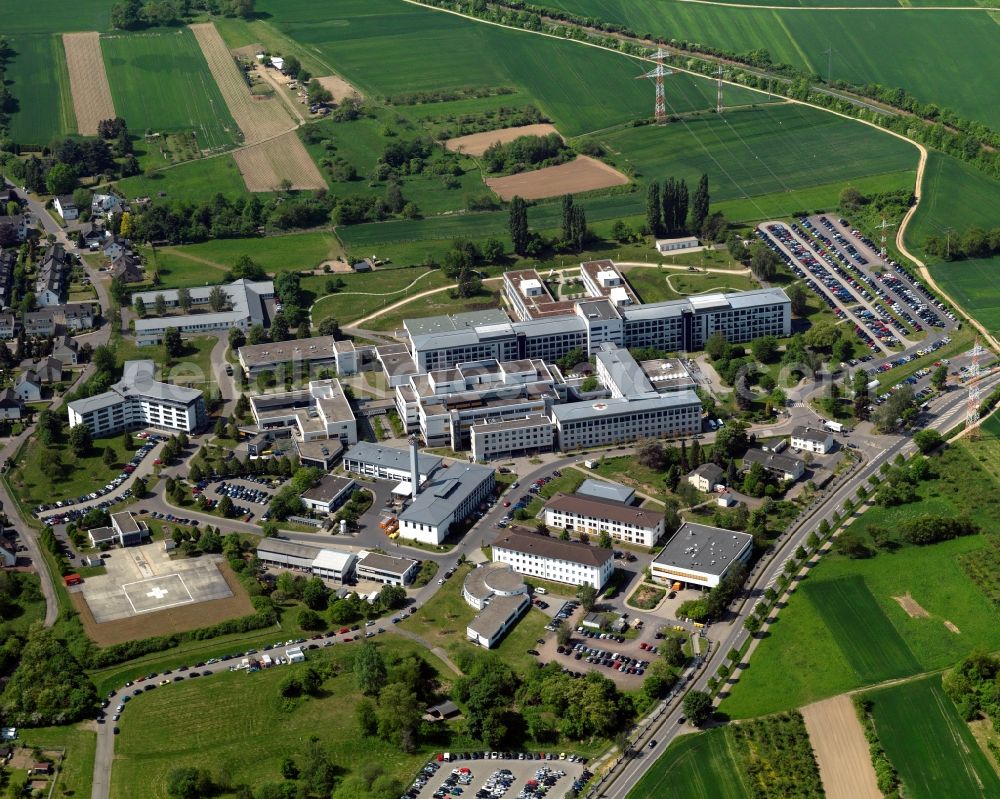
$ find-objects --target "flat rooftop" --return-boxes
[357,551,418,576]
[467,593,528,640]
[653,522,753,578]
[470,415,552,434]
[238,336,337,367]
[550,389,702,423]
[344,442,443,475]
[464,562,525,602]
[301,474,355,503]
[399,462,494,528]
[405,308,511,337]
[576,478,635,505]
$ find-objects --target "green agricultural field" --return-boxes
[141,231,344,290]
[600,103,917,213]
[251,0,765,137]
[628,728,748,799]
[800,575,920,684]
[102,28,238,151]
[867,675,1000,799]
[907,152,1000,248]
[4,0,111,34]
[111,638,446,799]
[118,153,247,204]
[723,435,1000,718]
[6,35,76,144]
[723,533,1000,718]
[928,257,1000,338]
[539,1,1000,129]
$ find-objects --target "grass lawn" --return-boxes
[144,231,345,288]
[1,573,47,635]
[800,575,920,684]
[622,267,756,305]
[627,727,748,799]
[102,28,238,151]
[8,432,139,511]
[522,470,587,518]
[117,154,248,204]
[17,723,97,799]
[114,335,217,391]
[867,675,1000,799]
[6,34,76,145]
[111,638,446,799]
[400,563,549,675]
[308,267,454,327]
[366,285,502,332]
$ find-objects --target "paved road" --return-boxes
[591,370,1000,798]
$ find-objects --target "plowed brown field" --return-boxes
[62,32,115,136]
[445,123,560,156]
[316,74,363,104]
[801,695,881,799]
[486,155,629,200]
[233,130,327,192]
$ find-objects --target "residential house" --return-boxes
[53,196,78,221]
[103,238,127,261]
[109,252,143,283]
[91,193,123,219]
[80,221,106,248]
[35,245,69,306]
[0,250,16,308]
[0,213,30,246]
[687,462,725,493]
[52,334,79,365]
[23,309,56,338]
[0,313,16,339]
[790,426,835,455]
[58,302,96,330]
[14,371,41,402]
[34,357,63,384]
[0,388,23,420]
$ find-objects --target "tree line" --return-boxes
[923,226,1000,262]
[111,0,254,30]
[482,133,571,174]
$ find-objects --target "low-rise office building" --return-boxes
[466,593,531,649]
[543,493,665,548]
[470,415,554,462]
[300,475,357,515]
[576,478,635,505]
[67,359,206,436]
[790,426,834,455]
[237,335,339,377]
[87,512,149,548]
[551,390,702,451]
[255,537,357,582]
[492,531,614,589]
[249,379,357,445]
[462,562,528,611]
[342,441,443,485]
[398,462,495,545]
[650,522,753,589]
[132,279,273,346]
[355,551,419,586]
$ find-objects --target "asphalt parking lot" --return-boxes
[409,755,589,799]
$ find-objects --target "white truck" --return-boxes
[824,420,844,433]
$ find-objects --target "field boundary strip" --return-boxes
[62,32,115,136]
[232,130,327,192]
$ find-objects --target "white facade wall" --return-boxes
[542,507,662,548]
[68,395,201,436]
[471,419,553,462]
[555,401,701,451]
[790,432,833,455]
[493,545,614,589]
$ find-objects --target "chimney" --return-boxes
[408,434,420,500]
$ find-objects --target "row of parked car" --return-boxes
[565,643,649,676]
[210,479,273,505]
[36,436,165,523]
[759,224,893,351]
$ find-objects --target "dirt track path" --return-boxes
[617,261,752,276]
[344,276,504,328]
[157,248,229,271]
[801,695,881,799]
